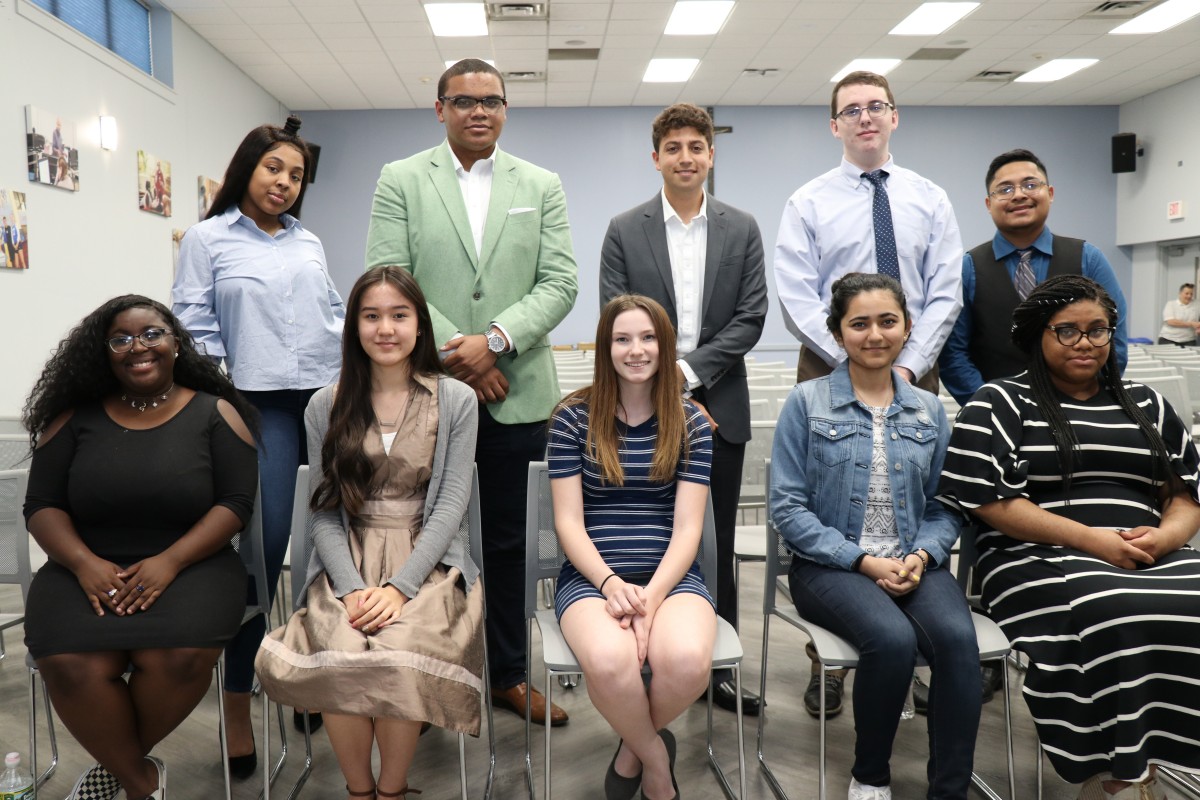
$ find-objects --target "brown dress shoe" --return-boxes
[491,682,569,726]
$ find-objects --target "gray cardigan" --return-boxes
[299,375,480,605]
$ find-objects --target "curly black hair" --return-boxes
[22,294,260,448]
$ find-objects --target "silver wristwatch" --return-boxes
[485,329,506,354]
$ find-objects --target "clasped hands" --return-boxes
[442,334,508,404]
[343,584,409,634]
[601,576,658,665]
[859,553,925,597]
[1084,526,1171,569]
[77,553,179,617]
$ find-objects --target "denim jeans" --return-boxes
[789,557,981,799]
[223,387,318,693]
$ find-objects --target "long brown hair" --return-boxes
[561,294,687,486]
[311,267,441,516]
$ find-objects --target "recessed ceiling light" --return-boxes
[1110,0,1200,34]
[1014,58,1098,82]
[664,1,735,36]
[424,3,489,37]
[444,59,497,69]
[830,59,902,82]
[889,3,979,36]
[643,58,700,82]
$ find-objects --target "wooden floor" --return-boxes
[0,563,1101,800]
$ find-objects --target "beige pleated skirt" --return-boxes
[256,517,484,735]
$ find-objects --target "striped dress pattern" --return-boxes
[547,401,714,618]
[937,375,1200,783]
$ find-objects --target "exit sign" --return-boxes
[1168,200,1185,220]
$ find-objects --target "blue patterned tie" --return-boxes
[1014,248,1037,301]
[862,170,901,283]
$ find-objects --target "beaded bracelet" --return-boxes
[910,550,929,569]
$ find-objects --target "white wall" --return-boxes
[0,2,287,417]
[1116,73,1200,247]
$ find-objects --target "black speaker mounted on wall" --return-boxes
[1112,133,1137,173]
[306,143,321,184]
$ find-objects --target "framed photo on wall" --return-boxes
[138,150,172,217]
[26,106,79,192]
[1,189,30,270]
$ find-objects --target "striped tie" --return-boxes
[1014,248,1037,301]
[862,170,901,284]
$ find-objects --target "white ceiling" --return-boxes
[159,0,1200,110]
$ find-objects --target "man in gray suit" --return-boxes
[599,103,768,715]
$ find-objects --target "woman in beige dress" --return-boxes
[256,266,483,800]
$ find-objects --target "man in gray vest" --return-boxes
[938,148,1128,406]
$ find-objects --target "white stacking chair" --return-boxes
[756,461,1016,800]
[0,434,29,470]
[522,461,747,800]
[275,465,496,800]
[749,398,773,422]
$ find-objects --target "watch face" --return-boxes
[487,332,504,352]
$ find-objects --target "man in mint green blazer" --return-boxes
[365,59,578,726]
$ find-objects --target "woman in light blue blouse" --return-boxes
[769,273,978,800]
[171,115,344,778]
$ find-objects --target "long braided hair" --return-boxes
[1010,274,1177,497]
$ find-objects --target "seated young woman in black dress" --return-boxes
[938,275,1200,800]
[548,294,715,800]
[22,295,258,800]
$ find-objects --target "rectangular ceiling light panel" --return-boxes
[425,3,489,37]
[1014,58,1099,82]
[664,1,736,36]
[1109,0,1200,33]
[644,58,700,82]
[889,2,979,36]
[830,59,902,81]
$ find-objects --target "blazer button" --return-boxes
[894,463,901,471]
[890,432,898,440]
[473,292,482,300]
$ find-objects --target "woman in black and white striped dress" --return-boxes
[938,275,1200,800]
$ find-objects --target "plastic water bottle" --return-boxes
[0,752,34,800]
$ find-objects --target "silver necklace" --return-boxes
[374,391,411,428]
[123,383,174,412]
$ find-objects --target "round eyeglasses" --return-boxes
[989,180,1048,200]
[1045,325,1114,347]
[835,102,895,121]
[439,95,507,112]
[107,328,174,353]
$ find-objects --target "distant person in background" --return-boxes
[11,218,26,269]
[1158,283,1199,346]
[939,148,1128,406]
[1,216,13,267]
[50,117,65,185]
[172,114,344,778]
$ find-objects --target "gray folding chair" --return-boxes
[522,461,747,800]
[0,435,30,470]
[757,460,1016,800]
[277,465,495,800]
[0,469,59,793]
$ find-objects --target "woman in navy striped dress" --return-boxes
[938,275,1200,799]
[548,294,714,800]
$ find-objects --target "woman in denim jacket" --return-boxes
[769,273,980,800]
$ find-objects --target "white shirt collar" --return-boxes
[661,188,707,225]
[449,146,498,176]
[840,154,896,184]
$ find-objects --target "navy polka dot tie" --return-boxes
[862,170,901,284]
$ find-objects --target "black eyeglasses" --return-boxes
[835,102,894,121]
[1045,325,1114,347]
[989,180,1048,200]
[439,95,507,112]
[107,328,174,353]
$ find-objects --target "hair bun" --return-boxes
[283,115,302,135]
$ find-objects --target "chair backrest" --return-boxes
[289,465,312,611]
[0,469,33,601]
[231,486,271,620]
[1139,374,1192,422]
[0,435,30,469]
[761,460,791,616]
[523,460,719,619]
[741,420,776,506]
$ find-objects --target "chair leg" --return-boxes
[282,711,312,800]
[481,638,496,800]
[755,616,789,800]
[216,660,233,800]
[819,663,827,800]
[706,665,747,799]
[523,623,536,800]
[968,657,1016,800]
[544,667,554,800]
[27,669,57,793]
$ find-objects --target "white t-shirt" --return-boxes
[1159,299,1199,342]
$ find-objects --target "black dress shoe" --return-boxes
[802,673,844,718]
[980,662,1004,702]
[711,679,761,716]
[228,745,257,780]
[913,674,930,716]
[293,709,323,734]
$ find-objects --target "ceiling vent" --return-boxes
[548,48,600,60]
[502,70,546,82]
[487,3,548,21]
[969,69,1024,82]
[1081,0,1160,19]
[909,47,968,61]
[742,68,779,77]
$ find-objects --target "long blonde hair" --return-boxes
[560,294,688,485]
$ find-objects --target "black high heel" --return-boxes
[293,709,323,733]
[227,745,257,780]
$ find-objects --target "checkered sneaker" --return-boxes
[69,763,121,800]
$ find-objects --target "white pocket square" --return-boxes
[508,207,536,215]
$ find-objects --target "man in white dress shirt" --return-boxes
[774,70,962,394]
[772,70,963,718]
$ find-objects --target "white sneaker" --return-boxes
[849,777,892,800]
